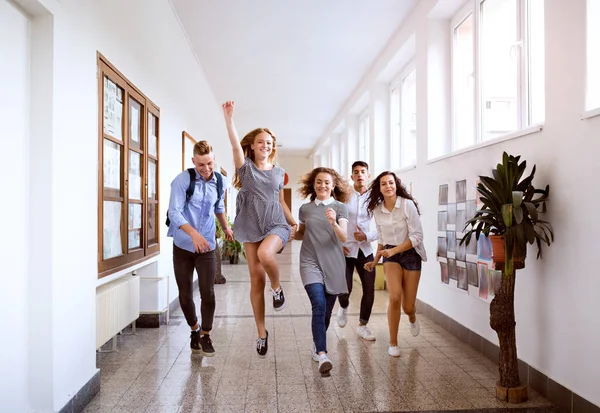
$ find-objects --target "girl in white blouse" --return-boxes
[364,171,427,357]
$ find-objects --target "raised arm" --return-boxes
[222,101,245,169]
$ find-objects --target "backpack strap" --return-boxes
[185,168,196,202]
[213,171,224,210]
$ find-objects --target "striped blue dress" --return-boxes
[233,157,291,248]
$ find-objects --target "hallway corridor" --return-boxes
[86,244,556,413]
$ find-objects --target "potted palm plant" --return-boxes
[220,219,245,264]
[214,217,226,284]
[461,152,554,403]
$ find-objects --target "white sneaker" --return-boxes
[356,325,376,341]
[388,345,401,357]
[318,354,333,375]
[337,307,347,328]
[311,343,319,362]
[410,319,420,337]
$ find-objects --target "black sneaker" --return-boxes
[199,334,215,357]
[190,330,201,353]
[272,287,286,311]
[256,330,269,357]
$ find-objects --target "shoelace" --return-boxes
[272,288,282,300]
[257,337,266,350]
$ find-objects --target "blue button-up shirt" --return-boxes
[167,169,225,253]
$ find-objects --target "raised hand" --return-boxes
[325,208,337,226]
[222,101,235,121]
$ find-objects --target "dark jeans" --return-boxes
[173,244,216,332]
[338,250,375,325]
[305,283,337,354]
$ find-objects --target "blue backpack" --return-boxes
[165,168,224,227]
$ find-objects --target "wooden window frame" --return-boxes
[97,52,160,278]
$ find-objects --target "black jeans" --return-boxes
[338,250,375,325]
[173,244,216,332]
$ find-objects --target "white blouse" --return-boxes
[372,196,427,262]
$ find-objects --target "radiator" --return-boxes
[96,275,140,350]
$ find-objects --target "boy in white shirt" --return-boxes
[337,161,378,341]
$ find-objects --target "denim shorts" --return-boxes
[382,245,422,271]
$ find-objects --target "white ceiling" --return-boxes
[170,0,417,156]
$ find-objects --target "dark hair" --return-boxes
[366,171,421,215]
[297,167,352,203]
[351,161,369,172]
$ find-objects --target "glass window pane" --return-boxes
[129,98,142,150]
[390,84,401,169]
[148,113,157,157]
[129,151,142,200]
[103,77,123,140]
[481,0,518,140]
[128,204,142,250]
[103,139,121,194]
[148,159,157,200]
[103,201,123,259]
[528,0,545,124]
[148,203,157,245]
[453,13,475,149]
[401,69,417,167]
[587,0,600,110]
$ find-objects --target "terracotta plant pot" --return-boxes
[489,235,526,269]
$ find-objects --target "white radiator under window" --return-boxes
[96,275,140,350]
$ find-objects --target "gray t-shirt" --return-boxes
[298,200,349,295]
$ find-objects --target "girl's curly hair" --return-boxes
[366,171,421,216]
[297,167,351,203]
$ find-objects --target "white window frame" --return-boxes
[450,0,544,151]
[585,0,600,118]
[390,63,417,170]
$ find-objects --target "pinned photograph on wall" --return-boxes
[477,234,493,260]
[447,203,457,226]
[466,199,477,223]
[448,258,457,281]
[457,266,468,291]
[456,179,467,203]
[446,231,457,254]
[456,209,467,235]
[478,262,489,299]
[440,262,449,284]
[438,211,448,232]
[437,236,447,258]
[438,184,448,205]
[456,239,466,261]
[490,269,503,296]
[466,232,478,256]
[475,179,482,204]
[467,262,478,287]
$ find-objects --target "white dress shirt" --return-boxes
[373,196,427,261]
[342,189,378,258]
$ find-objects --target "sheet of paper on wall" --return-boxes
[131,105,140,142]
[103,201,123,259]
[148,161,156,198]
[103,140,120,190]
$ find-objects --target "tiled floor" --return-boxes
[86,243,556,413]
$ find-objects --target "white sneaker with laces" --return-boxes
[410,319,420,337]
[388,345,401,357]
[337,307,348,328]
[318,354,333,375]
[311,343,319,362]
[356,325,376,341]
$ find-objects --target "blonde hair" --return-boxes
[193,140,213,156]
[232,128,277,189]
[297,167,352,203]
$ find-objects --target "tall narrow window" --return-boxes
[390,83,401,169]
[453,11,475,150]
[451,0,544,149]
[400,68,417,167]
[98,54,160,277]
[358,111,370,165]
[587,0,600,110]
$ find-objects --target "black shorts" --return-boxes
[382,245,422,271]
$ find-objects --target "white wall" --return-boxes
[314,0,600,406]
[0,1,30,411]
[1,0,229,410]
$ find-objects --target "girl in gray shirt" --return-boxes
[295,167,351,376]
